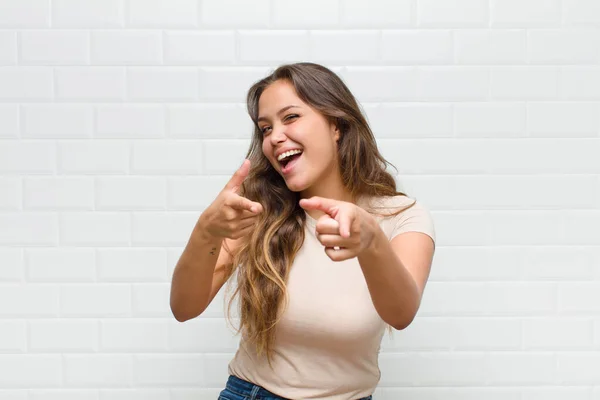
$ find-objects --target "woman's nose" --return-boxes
[270,126,287,143]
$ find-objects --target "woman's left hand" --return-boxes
[299,196,378,262]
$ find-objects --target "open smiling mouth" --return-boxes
[279,152,303,173]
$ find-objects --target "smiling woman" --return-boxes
[170,62,436,400]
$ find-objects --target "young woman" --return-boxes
[170,63,436,400]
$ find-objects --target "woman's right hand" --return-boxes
[198,159,264,240]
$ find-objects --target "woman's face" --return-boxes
[258,80,340,195]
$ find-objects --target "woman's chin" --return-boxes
[284,177,309,193]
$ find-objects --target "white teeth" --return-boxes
[277,149,302,162]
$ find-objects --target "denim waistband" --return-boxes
[225,374,372,400]
[226,374,291,399]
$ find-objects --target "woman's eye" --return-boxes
[284,114,298,122]
[261,126,271,134]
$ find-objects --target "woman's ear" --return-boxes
[331,119,341,142]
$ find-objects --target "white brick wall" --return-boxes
[0,0,598,399]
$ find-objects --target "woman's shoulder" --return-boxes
[364,194,436,243]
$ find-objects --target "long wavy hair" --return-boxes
[223,62,416,364]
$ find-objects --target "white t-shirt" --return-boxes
[227,195,436,400]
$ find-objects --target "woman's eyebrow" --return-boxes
[257,105,301,123]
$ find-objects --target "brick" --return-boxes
[131,211,199,246]
[101,320,167,351]
[563,0,600,26]
[91,31,162,66]
[522,318,593,349]
[0,31,17,65]
[30,390,99,400]
[311,31,380,64]
[382,30,452,64]
[379,352,486,385]
[455,103,526,137]
[407,175,595,211]
[202,140,251,174]
[485,352,555,384]
[167,104,251,139]
[491,0,560,27]
[416,67,489,100]
[60,284,131,317]
[563,211,600,245]
[523,244,597,280]
[0,105,19,138]
[0,0,50,28]
[520,387,592,400]
[164,31,235,65]
[0,213,58,246]
[486,210,568,245]
[0,356,61,388]
[0,284,59,317]
[97,248,168,282]
[559,283,600,314]
[25,248,95,282]
[0,248,22,281]
[429,247,524,281]
[52,0,123,28]
[20,31,89,65]
[127,0,198,28]
[382,317,521,350]
[420,282,556,316]
[201,0,270,28]
[29,320,97,352]
[58,140,129,174]
[133,355,204,386]
[273,0,339,28]
[455,29,526,64]
[527,102,598,137]
[365,103,453,138]
[22,105,93,138]
[98,389,169,400]
[64,355,132,387]
[168,317,239,352]
[132,283,172,317]
[374,388,520,400]
[0,68,53,101]
[96,105,165,138]
[131,140,203,174]
[557,352,600,384]
[239,31,309,64]
[379,138,599,177]
[128,68,198,102]
[341,0,413,27]
[0,391,27,399]
[418,0,488,27]
[203,354,231,386]
[55,68,125,101]
[491,67,559,99]
[560,67,600,100]
[96,177,166,210]
[167,176,228,210]
[528,29,600,64]
[60,212,130,246]
[340,67,416,101]
[0,321,27,352]
[198,67,271,102]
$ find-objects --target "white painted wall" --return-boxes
[0,0,599,399]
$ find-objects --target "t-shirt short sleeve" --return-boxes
[376,196,436,246]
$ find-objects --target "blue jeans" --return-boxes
[219,375,373,400]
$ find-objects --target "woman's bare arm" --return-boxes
[169,218,237,322]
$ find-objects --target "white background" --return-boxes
[1,0,599,399]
